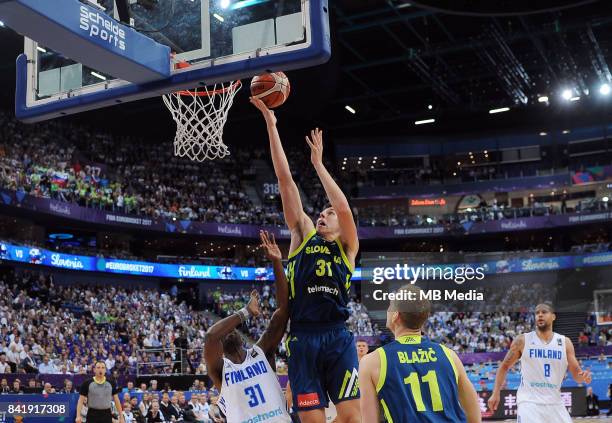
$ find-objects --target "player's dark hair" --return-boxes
[390,285,431,330]
[94,360,106,368]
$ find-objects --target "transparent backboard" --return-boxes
[17,0,330,121]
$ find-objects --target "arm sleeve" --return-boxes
[111,380,120,396]
[79,380,90,397]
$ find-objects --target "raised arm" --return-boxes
[488,334,524,412]
[306,128,359,259]
[251,98,313,242]
[566,337,592,384]
[256,231,290,359]
[204,291,261,389]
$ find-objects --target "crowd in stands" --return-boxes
[0,111,282,226]
[0,268,213,377]
[206,286,379,339]
[3,110,608,230]
[425,312,531,353]
[581,314,612,347]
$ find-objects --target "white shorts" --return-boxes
[517,402,572,423]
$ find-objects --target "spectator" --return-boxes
[39,356,57,374]
[21,350,38,373]
[0,353,11,373]
[11,379,23,394]
[123,403,135,423]
[42,382,53,395]
[586,386,599,416]
[139,393,152,417]
[145,400,166,422]
[61,379,75,393]
[0,378,9,393]
[168,395,183,421]
[159,392,171,420]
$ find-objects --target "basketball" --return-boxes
[250,72,291,109]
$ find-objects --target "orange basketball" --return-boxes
[250,72,290,109]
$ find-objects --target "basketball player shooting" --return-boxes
[487,303,592,422]
[204,230,291,423]
[251,97,360,423]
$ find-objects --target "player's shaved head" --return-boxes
[222,329,243,355]
[535,303,555,313]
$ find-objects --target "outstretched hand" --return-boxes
[260,230,282,261]
[305,128,324,167]
[246,289,261,318]
[250,97,277,126]
[579,369,592,384]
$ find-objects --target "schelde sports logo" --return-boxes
[297,393,320,408]
[79,6,127,51]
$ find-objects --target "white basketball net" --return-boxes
[163,81,242,162]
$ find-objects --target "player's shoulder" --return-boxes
[514,333,527,345]
[359,349,381,375]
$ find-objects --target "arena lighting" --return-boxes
[90,71,106,81]
[36,46,47,53]
[562,130,570,134]
[213,13,225,22]
[538,96,549,103]
[603,196,610,202]
[220,0,231,8]
[600,83,611,96]
[427,104,433,110]
[539,132,547,136]
[230,0,271,10]
[345,105,356,114]
[561,89,572,100]
[489,107,510,114]
[414,118,435,125]
[48,233,73,240]
[570,96,580,102]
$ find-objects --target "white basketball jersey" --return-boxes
[517,331,568,405]
[218,345,290,423]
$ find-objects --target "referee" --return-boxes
[76,361,125,423]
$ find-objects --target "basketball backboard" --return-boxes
[15,0,330,122]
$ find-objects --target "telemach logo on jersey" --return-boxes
[307,283,339,296]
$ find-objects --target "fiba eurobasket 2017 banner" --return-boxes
[0,394,78,422]
[477,388,587,419]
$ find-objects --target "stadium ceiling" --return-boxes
[325,0,612,132]
[0,0,611,139]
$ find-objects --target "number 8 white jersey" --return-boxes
[517,331,568,405]
[218,345,290,423]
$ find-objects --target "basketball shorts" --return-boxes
[517,402,572,423]
[287,326,359,411]
[86,408,113,423]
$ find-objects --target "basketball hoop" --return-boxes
[163,80,242,162]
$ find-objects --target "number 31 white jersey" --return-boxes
[218,345,290,423]
[517,331,568,406]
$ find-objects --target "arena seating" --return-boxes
[1,111,608,229]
